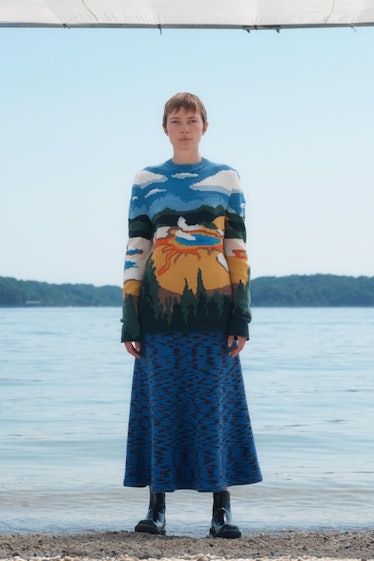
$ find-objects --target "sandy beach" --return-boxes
[0,530,373,561]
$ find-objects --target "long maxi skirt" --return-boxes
[124,332,262,493]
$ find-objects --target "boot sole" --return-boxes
[210,527,241,539]
[135,521,166,535]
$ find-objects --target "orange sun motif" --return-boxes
[154,227,223,275]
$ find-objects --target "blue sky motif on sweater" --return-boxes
[129,161,243,221]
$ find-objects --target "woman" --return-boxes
[121,92,262,538]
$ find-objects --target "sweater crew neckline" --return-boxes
[165,158,209,172]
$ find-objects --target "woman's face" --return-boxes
[163,107,208,153]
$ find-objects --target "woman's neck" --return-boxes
[172,149,201,165]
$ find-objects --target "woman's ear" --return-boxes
[202,122,209,135]
[163,124,169,136]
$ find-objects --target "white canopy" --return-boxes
[1,0,374,29]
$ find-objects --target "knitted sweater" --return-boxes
[121,158,251,342]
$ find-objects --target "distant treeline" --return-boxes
[250,274,374,306]
[0,277,121,307]
[1,274,374,308]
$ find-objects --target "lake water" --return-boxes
[0,307,373,536]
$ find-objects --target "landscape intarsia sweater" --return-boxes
[121,158,251,342]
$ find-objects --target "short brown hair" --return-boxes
[163,92,207,129]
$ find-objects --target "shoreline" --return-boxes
[1,530,373,560]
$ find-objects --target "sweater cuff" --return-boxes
[228,317,250,340]
[121,319,142,343]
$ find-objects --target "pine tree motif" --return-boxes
[181,279,196,323]
[196,268,208,320]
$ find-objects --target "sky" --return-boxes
[1,26,373,286]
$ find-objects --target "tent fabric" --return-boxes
[1,0,374,28]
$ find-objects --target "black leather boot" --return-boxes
[210,490,241,539]
[135,491,166,535]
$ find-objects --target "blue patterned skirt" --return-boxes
[124,332,262,492]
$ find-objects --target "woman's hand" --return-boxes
[227,335,246,357]
[124,341,142,359]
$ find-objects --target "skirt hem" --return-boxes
[123,475,263,493]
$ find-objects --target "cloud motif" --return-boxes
[177,216,200,231]
[145,188,167,199]
[175,231,196,241]
[189,170,240,194]
[155,226,170,239]
[134,170,167,189]
[171,173,199,179]
[228,203,246,214]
